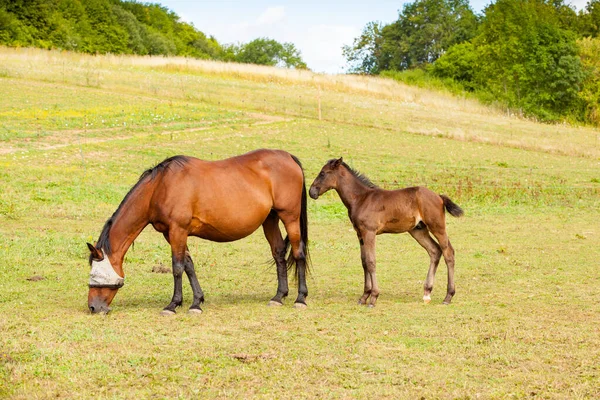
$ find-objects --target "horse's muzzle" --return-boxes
[309,186,320,200]
[88,298,111,314]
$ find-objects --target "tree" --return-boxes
[342,22,384,74]
[577,37,600,124]
[433,0,585,121]
[579,0,600,37]
[233,38,307,69]
[343,0,478,74]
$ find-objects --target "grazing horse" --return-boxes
[309,158,463,306]
[87,149,309,314]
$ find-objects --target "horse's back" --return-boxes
[149,149,303,240]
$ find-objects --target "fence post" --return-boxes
[317,85,322,121]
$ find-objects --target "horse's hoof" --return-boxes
[188,308,203,315]
[423,295,431,304]
[293,302,307,309]
[268,300,283,307]
[160,309,176,316]
[367,304,375,308]
[442,301,451,305]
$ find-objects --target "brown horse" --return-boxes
[87,149,309,314]
[309,158,463,306]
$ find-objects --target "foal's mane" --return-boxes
[340,161,378,189]
[90,155,190,264]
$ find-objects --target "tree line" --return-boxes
[0,0,307,68]
[344,0,600,125]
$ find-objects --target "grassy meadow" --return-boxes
[0,47,599,399]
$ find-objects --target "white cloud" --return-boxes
[257,6,286,25]
[293,24,361,74]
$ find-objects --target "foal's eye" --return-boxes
[318,172,324,178]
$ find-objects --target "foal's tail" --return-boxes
[285,155,310,278]
[440,195,464,217]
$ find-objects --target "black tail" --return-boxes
[285,155,310,279]
[440,195,464,217]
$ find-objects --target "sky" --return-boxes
[157,0,590,74]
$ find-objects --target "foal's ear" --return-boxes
[333,157,343,167]
[87,242,103,261]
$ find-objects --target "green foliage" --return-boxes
[0,0,305,68]
[429,0,591,122]
[476,0,584,120]
[578,0,600,37]
[344,0,478,73]
[381,68,470,94]
[350,0,600,125]
[429,42,478,90]
[577,37,600,124]
[342,22,384,74]
[227,38,307,69]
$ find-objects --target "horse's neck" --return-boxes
[108,186,153,268]
[335,171,371,214]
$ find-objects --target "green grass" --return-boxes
[1,49,599,399]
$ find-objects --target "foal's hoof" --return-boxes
[188,308,203,315]
[423,295,432,304]
[293,302,307,309]
[160,309,176,316]
[366,304,375,308]
[268,300,283,307]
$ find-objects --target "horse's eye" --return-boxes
[318,172,324,178]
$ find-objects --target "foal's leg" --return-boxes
[361,231,379,307]
[280,214,308,308]
[409,227,442,303]
[357,231,372,305]
[262,211,288,306]
[430,228,456,304]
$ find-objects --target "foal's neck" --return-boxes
[334,168,373,213]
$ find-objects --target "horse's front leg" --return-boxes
[161,229,188,315]
[360,231,379,307]
[358,233,372,305]
[183,248,205,314]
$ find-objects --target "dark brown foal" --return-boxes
[309,158,463,306]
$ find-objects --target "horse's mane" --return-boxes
[90,155,190,264]
[341,161,378,189]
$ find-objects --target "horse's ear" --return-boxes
[87,242,103,261]
[333,157,343,167]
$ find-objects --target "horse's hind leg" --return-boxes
[429,228,456,304]
[262,211,288,306]
[280,214,308,308]
[409,227,442,303]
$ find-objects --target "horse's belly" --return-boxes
[192,221,259,242]
[379,215,417,234]
[189,207,270,242]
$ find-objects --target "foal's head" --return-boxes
[86,242,123,314]
[309,157,344,199]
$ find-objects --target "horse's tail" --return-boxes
[285,155,310,279]
[440,195,464,218]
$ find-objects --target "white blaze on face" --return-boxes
[89,250,124,288]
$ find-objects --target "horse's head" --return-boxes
[86,243,124,314]
[309,157,343,199]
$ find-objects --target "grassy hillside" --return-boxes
[0,47,599,398]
